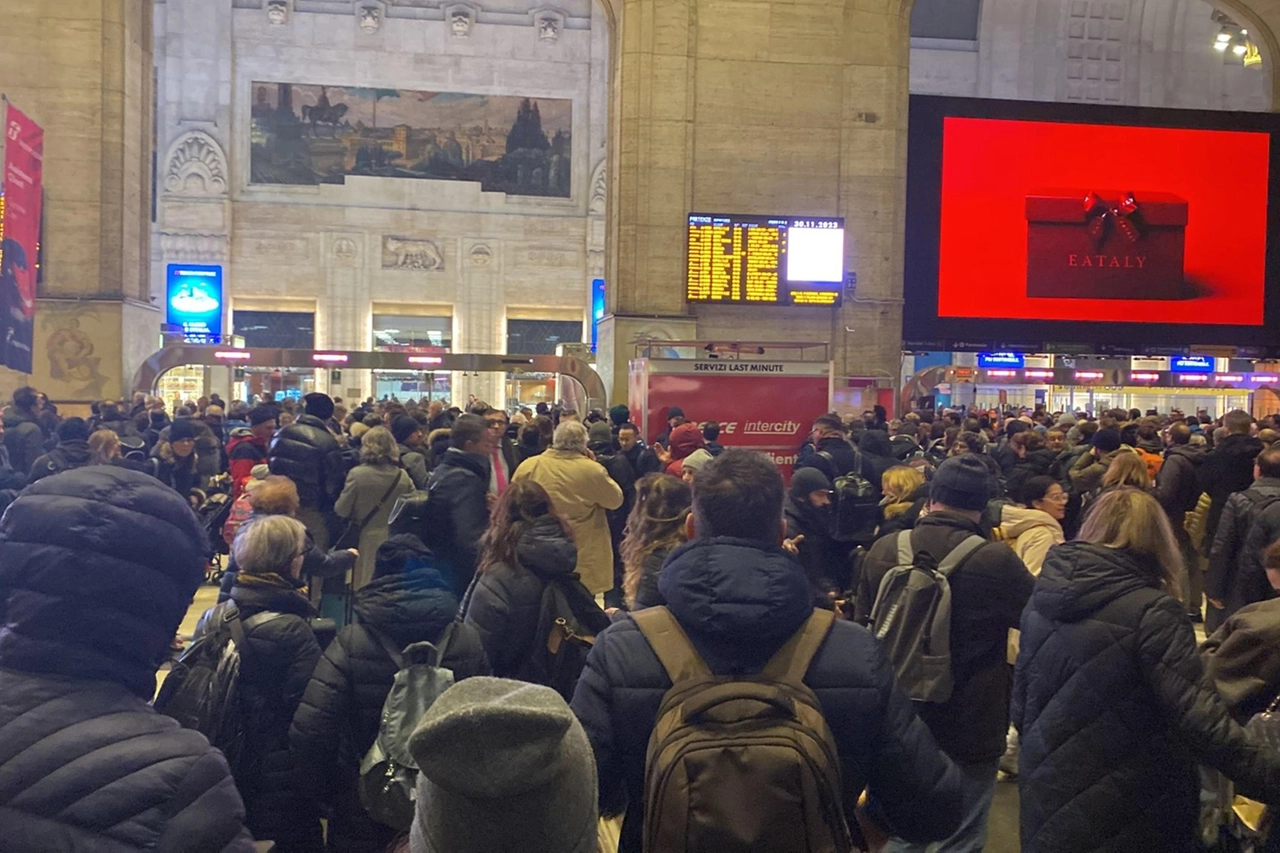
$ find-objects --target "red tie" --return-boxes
[492,447,508,493]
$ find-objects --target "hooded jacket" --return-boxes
[2,404,44,477]
[1207,476,1280,617]
[290,558,490,853]
[424,449,491,595]
[784,494,846,599]
[571,536,965,853]
[26,438,93,484]
[1155,443,1205,520]
[1200,433,1265,544]
[462,517,581,678]
[0,467,254,852]
[1013,542,1280,853]
[998,504,1064,577]
[268,413,348,510]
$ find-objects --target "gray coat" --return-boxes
[398,443,430,489]
[334,463,416,588]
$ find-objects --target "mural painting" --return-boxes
[250,83,572,198]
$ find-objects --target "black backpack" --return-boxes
[818,449,880,543]
[516,576,611,702]
[154,603,284,775]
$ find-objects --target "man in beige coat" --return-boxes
[513,420,624,595]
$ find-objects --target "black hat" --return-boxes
[168,418,199,442]
[392,414,422,444]
[248,406,277,427]
[304,392,335,421]
[667,406,685,420]
[57,417,91,443]
[930,455,990,512]
[790,467,831,501]
[1092,428,1122,453]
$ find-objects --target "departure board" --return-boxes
[686,214,844,306]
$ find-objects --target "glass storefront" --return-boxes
[232,310,317,403]
[372,314,452,403]
[505,318,582,409]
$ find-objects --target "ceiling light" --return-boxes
[1218,30,1234,42]
[1214,39,1230,51]
[1234,42,1249,56]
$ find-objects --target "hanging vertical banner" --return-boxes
[1,102,43,374]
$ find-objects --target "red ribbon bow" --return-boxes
[1083,191,1143,249]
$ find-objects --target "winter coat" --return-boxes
[1203,598,1280,722]
[2,405,44,477]
[855,512,1034,764]
[1201,434,1265,546]
[211,575,324,849]
[571,536,966,853]
[151,444,202,498]
[334,463,416,589]
[269,414,348,511]
[512,447,624,594]
[1155,443,1206,521]
[784,495,848,599]
[1006,449,1056,504]
[289,564,490,853]
[0,467,254,852]
[423,449,490,595]
[795,435,863,489]
[1206,477,1280,618]
[631,547,672,610]
[462,516,581,678]
[1069,447,1126,495]
[397,442,430,489]
[1013,542,1280,853]
[216,522,357,604]
[26,438,92,483]
[998,504,1064,577]
[227,432,267,499]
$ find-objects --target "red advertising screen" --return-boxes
[904,96,1280,353]
[938,116,1269,326]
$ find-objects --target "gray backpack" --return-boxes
[869,531,985,704]
[358,623,457,830]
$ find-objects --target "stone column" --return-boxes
[599,0,913,407]
[0,0,160,405]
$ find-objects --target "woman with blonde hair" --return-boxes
[1100,449,1151,490]
[620,474,692,610]
[87,429,121,466]
[875,464,930,539]
[1013,487,1280,852]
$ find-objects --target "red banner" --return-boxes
[2,103,43,374]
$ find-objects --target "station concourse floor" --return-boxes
[170,583,1209,853]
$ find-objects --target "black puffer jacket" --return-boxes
[631,546,672,610]
[462,516,579,677]
[1201,434,1264,545]
[0,467,254,851]
[1207,477,1280,618]
[1155,443,1205,519]
[423,448,490,595]
[289,561,489,853]
[268,414,347,510]
[784,495,846,599]
[1013,542,1280,853]
[1007,448,1056,504]
[212,576,323,850]
[571,536,965,853]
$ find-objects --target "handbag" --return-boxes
[334,471,403,551]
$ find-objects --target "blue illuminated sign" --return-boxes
[1171,355,1214,373]
[166,264,223,343]
[977,351,1025,369]
[590,278,606,353]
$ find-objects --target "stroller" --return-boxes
[195,489,235,585]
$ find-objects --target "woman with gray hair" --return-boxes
[512,419,624,597]
[335,425,416,590]
[202,513,325,848]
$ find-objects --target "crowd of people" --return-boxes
[6,387,1280,852]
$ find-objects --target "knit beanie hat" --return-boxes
[668,422,704,460]
[244,464,271,494]
[1092,428,1122,453]
[392,414,421,445]
[168,418,199,442]
[408,678,598,853]
[587,421,613,445]
[248,406,276,427]
[930,455,990,512]
[608,404,631,426]
[790,466,831,501]
[680,448,714,475]
[303,392,335,421]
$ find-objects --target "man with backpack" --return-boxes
[1207,445,1280,624]
[572,449,964,853]
[796,414,882,549]
[854,454,1033,853]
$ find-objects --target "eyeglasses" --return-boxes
[1044,492,1070,503]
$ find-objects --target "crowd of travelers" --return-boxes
[7,386,1280,852]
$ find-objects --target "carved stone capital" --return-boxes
[163,131,229,197]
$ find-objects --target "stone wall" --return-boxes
[153,0,608,404]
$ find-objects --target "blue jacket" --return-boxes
[571,536,963,852]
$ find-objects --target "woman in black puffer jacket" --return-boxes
[207,514,324,851]
[462,478,591,678]
[289,534,489,853]
[1013,487,1280,853]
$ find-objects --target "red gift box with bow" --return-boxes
[1025,189,1188,300]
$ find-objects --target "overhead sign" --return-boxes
[1170,355,1214,373]
[977,351,1025,368]
[166,264,224,343]
[590,278,605,353]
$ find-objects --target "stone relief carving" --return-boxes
[357,3,381,33]
[538,16,561,41]
[588,159,606,215]
[266,0,289,25]
[469,244,493,266]
[447,5,476,37]
[525,249,572,267]
[164,131,229,196]
[383,236,445,271]
[333,238,358,263]
[160,232,229,262]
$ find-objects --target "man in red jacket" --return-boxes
[227,406,276,499]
